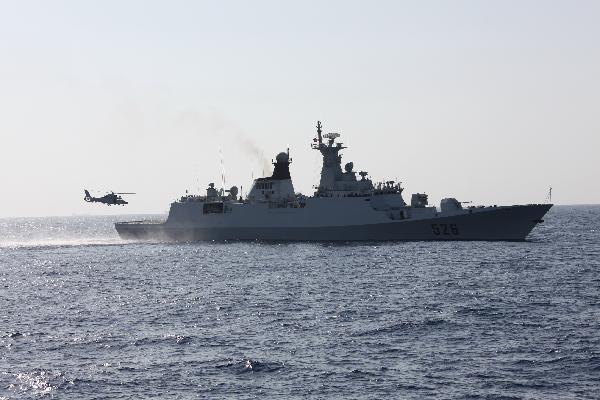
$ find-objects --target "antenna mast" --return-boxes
[545,186,552,203]
[316,121,323,145]
[219,147,226,190]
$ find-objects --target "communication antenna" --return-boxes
[545,186,552,203]
[196,162,201,193]
[219,147,226,190]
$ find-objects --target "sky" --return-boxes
[0,0,598,217]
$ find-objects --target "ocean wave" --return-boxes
[0,238,129,250]
[132,334,193,347]
[214,358,284,374]
[353,318,450,336]
[6,370,74,396]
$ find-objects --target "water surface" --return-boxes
[1,206,598,399]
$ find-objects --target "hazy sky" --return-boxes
[1,0,598,217]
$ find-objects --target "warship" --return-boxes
[115,121,551,241]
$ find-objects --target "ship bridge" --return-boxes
[247,150,295,202]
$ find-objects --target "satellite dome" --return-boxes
[276,152,289,163]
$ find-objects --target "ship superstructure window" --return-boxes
[256,181,273,190]
[203,202,224,214]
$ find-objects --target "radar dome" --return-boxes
[276,152,289,163]
[345,162,354,173]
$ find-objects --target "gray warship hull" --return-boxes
[115,203,551,242]
[115,121,552,242]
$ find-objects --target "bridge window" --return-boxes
[203,202,224,214]
[256,181,274,190]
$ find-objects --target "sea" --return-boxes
[0,205,598,399]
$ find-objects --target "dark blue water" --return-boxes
[1,206,599,399]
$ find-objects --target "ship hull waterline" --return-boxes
[115,204,551,242]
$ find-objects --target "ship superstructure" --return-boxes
[115,121,551,241]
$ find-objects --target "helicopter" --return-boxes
[84,189,135,206]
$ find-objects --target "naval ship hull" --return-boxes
[115,204,551,242]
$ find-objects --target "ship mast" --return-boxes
[316,121,323,145]
[312,120,346,193]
